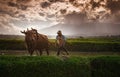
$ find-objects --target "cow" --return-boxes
[21,28,49,56]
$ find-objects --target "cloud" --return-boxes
[0,0,120,35]
[0,3,18,17]
[0,0,111,22]
[64,12,88,24]
[60,9,67,14]
[0,14,22,34]
[40,1,51,8]
[8,2,17,7]
[106,0,120,13]
[48,0,65,3]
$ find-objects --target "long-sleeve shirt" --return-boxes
[56,35,66,47]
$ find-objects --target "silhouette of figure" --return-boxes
[56,30,69,56]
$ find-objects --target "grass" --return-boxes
[0,37,120,51]
[0,55,120,77]
[0,37,119,77]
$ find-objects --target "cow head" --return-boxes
[31,27,38,34]
[20,28,38,41]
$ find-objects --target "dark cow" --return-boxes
[21,28,49,56]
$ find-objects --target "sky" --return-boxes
[0,0,120,35]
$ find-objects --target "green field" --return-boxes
[0,37,120,77]
[0,56,120,77]
[0,37,120,52]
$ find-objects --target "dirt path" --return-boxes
[0,50,120,56]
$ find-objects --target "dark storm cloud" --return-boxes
[68,0,119,22]
[88,0,120,16]
[8,2,17,7]
[40,0,66,8]
[106,0,120,13]
[40,1,51,8]
[0,0,36,34]
[17,0,32,3]
[18,5,28,10]
[0,0,120,35]
[110,12,120,23]
[104,0,120,23]
[18,14,26,18]
[0,9,14,17]
[0,0,29,11]
[68,0,104,10]
[8,2,28,10]
[0,0,119,22]
[0,4,17,17]
[39,12,45,16]
[90,0,101,9]
[48,0,65,3]
[69,0,74,3]
[68,0,79,7]
[0,0,29,19]
[66,0,101,20]
[64,12,88,24]
[60,9,67,14]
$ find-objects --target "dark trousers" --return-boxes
[57,46,69,56]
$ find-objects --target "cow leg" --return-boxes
[38,50,42,56]
[45,48,49,55]
[30,52,32,56]
[28,49,32,56]
[28,48,34,56]
[30,50,34,56]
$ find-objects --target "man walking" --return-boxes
[56,30,69,56]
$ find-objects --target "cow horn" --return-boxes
[20,30,26,34]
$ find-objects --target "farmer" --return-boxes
[55,30,69,56]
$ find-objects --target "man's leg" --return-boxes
[63,47,69,55]
[57,47,61,56]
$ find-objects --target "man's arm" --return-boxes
[55,36,58,46]
[63,35,66,41]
